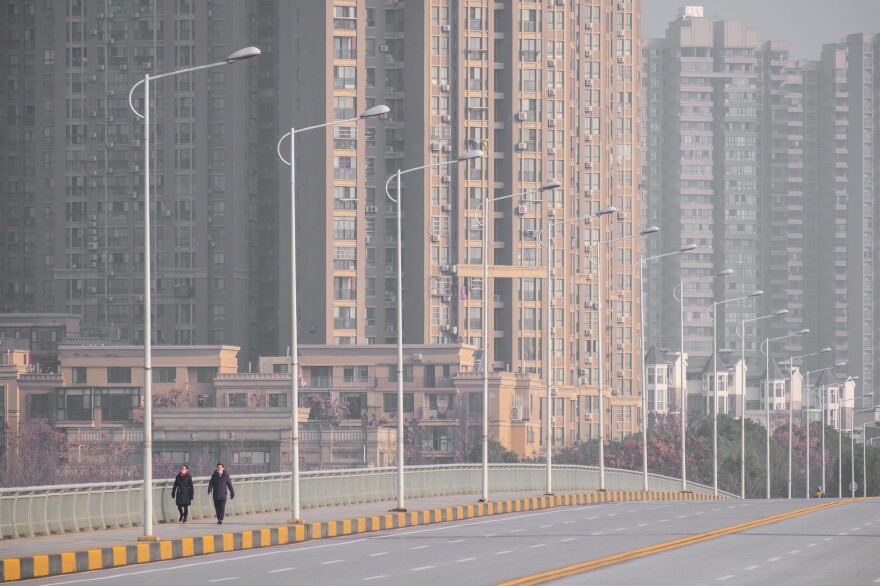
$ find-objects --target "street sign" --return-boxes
[849,481,858,492]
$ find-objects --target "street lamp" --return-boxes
[839,377,858,498]
[853,406,878,498]
[384,149,483,511]
[673,268,733,492]
[592,226,660,490]
[276,103,389,523]
[780,347,833,497]
[637,243,697,491]
[735,308,788,499]
[759,328,810,499]
[793,358,844,498]
[708,290,763,496]
[536,205,617,494]
[127,46,260,540]
[473,179,560,501]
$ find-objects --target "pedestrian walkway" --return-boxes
[0,489,722,582]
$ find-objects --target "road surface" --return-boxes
[25,498,878,585]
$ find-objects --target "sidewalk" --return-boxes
[0,489,721,582]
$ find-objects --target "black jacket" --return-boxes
[208,470,235,501]
[171,472,194,506]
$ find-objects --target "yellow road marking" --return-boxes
[497,500,857,586]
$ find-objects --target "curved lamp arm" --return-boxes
[384,150,483,204]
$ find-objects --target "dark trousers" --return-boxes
[177,505,189,521]
[213,498,227,521]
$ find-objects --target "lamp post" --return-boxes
[839,377,858,498]
[759,328,809,499]
[637,244,697,491]
[708,290,763,496]
[788,348,846,498]
[276,104,389,522]
[127,46,260,539]
[536,206,617,494]
[473,179,560,501]
[853,407,878,498]
[673,268,733,492]
[735,309,788,499]
[384,150,483,511]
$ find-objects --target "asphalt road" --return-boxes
[26,499,878,586]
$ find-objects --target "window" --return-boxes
[196,367,218,383]
[383,392,414,413]
[71,367,87,384]
[107,367,131,384]
[154,367,176,383]
[333,217,356,240]
[388,365,414,382]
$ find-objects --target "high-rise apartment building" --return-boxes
[643,8,766,383]
[0,0,279,367]
[285,0,645,443]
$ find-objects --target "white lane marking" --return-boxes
[560,538,576,542]
[530,544,547,548]
[510,529,524,533]
[717,576,735,581]
[807,543,817,548]
[677,515,688,519]
[590,532,602,536]
[713,508,721,512]
[627,509,637,513]
[659,519,669,523]
[456,557,476,563]
[587,517,598,520]
[853,527,862,531]
[410,546,429,550]
[873,578,880,583]
[788,550,800,554]
[563,521,575,524]
[539,525,552,529]
[866,522,873,526]
[369,552,389,557]
[608,513,618,517]
[614,528,627,532]
[449,539,465,543]
[267,568,295,573]
[745,566,760,571]
[496,550,513,555]
[363,577,388,582]
[412,566,435,572]
[209,580,239,584]
[695,512,705,516]
[824,537,833,541]
[485,533,497,537]
[768,557,781,562]
[637,523,649,527]
[321,560,344,565]
[837,532,847,536]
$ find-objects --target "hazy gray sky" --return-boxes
[643,0,880,59]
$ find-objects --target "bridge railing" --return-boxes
[0,464,732,540]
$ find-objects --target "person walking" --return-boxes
[207,463,234,524]
[171,464,194,523]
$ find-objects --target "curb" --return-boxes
[0,490,721,582]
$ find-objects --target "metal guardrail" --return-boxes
[0,464,733,540]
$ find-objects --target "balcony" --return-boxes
[333,167,357,180]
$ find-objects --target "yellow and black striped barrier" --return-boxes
[0,490,720,582]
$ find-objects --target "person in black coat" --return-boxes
[171,464,194,523]
[207,462,235,524]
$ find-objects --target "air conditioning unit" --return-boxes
[131,165,140,173]
[617,290,624,297]
[450,265,458,274]
[617,2,625,8]
[510,406,524,421]
[516,112,527,121]
[516,205,528,215]
[89,135,97,141]
[385,205,394,213]
[107,296,114,303]
[441,265,450,272]
[132,140,141,147]
[547,209,556,217]
[584,162,593,169]
[548,119,556,127]
[130,192,138,199]
[441,115,451,122]
[440,84,450,92]
[120,65,127,71]
[617,370,624,377]
[88,287,97,294]
[577,377,588,386]
[441,295,451,302]
[617,30,624,37]
[98,65,105,71]
[412,353,423,362]
[548,89,556,97]
[441,203,452,211]
[89,214,98,222]
[547,60,556,68]
[585,79,593,87]
[441,25,450,32]
[441,325,451,332]
[385,55,394,64]
[379,44,389,52]
[617,212,626,220]
[617,316,624,323]
[89,181,97,188]
[366,205,378,213]
[493,294,501,302]
[442,145,452,153]
[162,209,172,218]
[585,22,593,30]
[617,343,624,350]
[578,368,588,376]
[431,234,440,242]
[89,110,97,118]
[516,142,527,151]
[385,145,395,153]
[441,175,451,183]
[585,189,594,196]
[547,147,555,156]
[618,56,625,64]
[585,50,592,57]
[585,105,593,113]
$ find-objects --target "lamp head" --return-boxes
[639,226,660,236]
[539,179,562,191]
[834,361,847,368]
[749,290,764,297]
[717,269,734,277]
[458,150,483,161]
[597,205,617,216]
[360,105,390,118]
[226,46,261,63]
[796,328,810,335]
[774,309,789,316]
[819,347,832,353]
[680,243,698,252]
